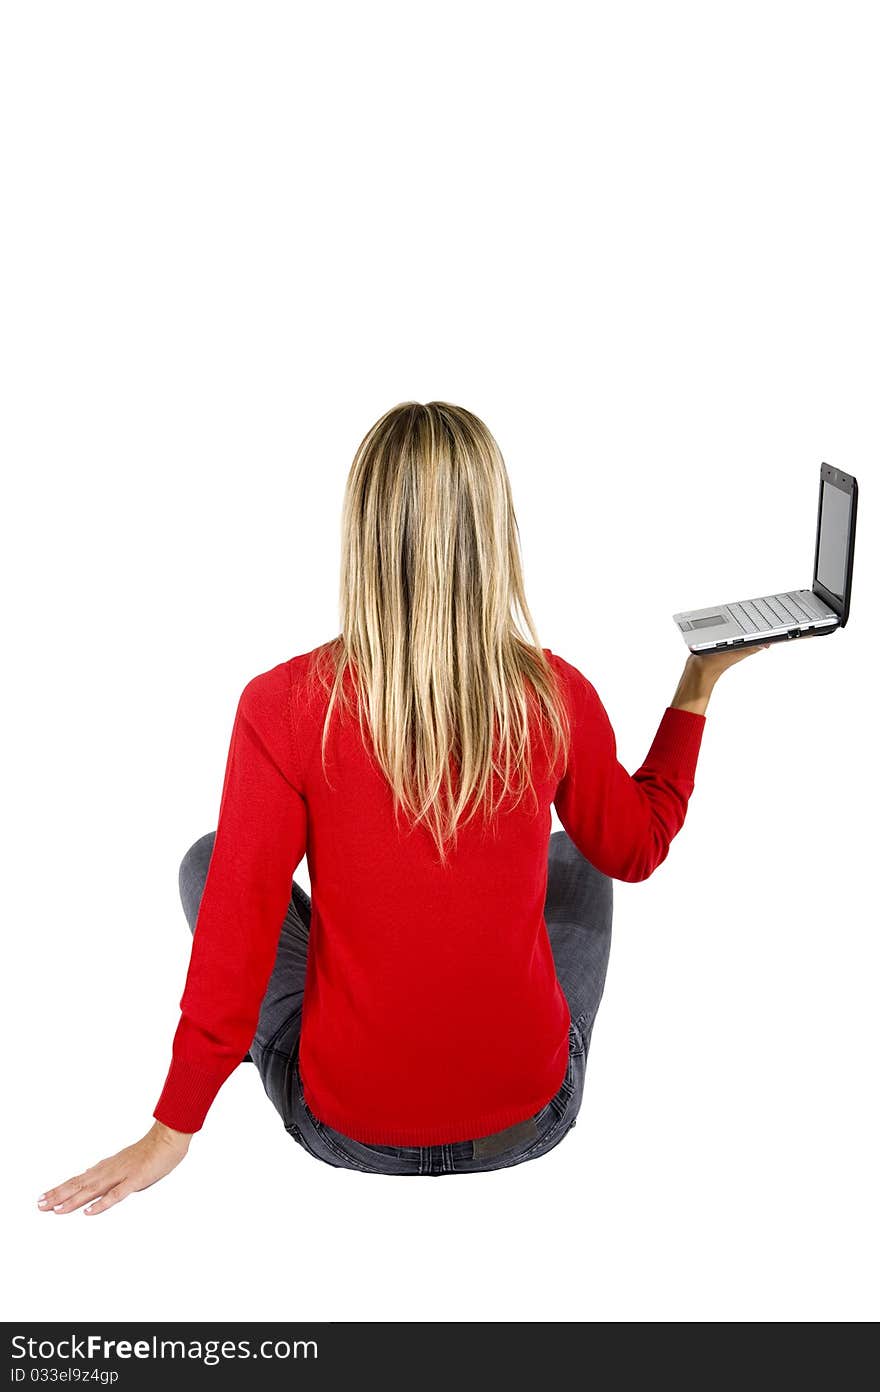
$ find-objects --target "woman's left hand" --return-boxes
[37,1121,193,1217]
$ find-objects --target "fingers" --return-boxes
[82,1181,135,1216]
[37,1173,88,1212]
[696,643,768,672]
[38,1162,124,1215]
[730,640,770,659]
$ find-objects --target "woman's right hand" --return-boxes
[37,1120,193,1217]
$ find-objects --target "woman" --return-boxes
[38,401,769,1214]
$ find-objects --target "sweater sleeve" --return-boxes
[152,661,308,1133]
[550,653,706,883]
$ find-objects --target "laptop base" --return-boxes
[673,589,839,655]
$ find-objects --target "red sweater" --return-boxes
[153,646,706,1144]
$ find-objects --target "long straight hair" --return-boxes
[308,401,571,865]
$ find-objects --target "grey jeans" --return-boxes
[178,827,613,1176]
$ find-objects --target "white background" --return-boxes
[3,0,877,1323]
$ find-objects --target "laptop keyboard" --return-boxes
[728,592,826,633]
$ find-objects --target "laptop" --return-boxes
[673,463,858,654]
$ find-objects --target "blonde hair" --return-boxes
[308,401,571,865]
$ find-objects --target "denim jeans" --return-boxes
[178,828,613,1175]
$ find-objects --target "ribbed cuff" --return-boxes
[152,1056,235,1135]
[642,706,707,779]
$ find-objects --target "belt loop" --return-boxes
[418,1144,454,1175]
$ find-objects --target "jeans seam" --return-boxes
[570,1014,591,1056]
[256,1009,298,1060]
[289,1050,375,1173]
[509,1046,577,1161]
[314,1129,374,1171]
[302,1107,374,1172]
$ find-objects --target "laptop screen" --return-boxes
[815,478,853,600]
